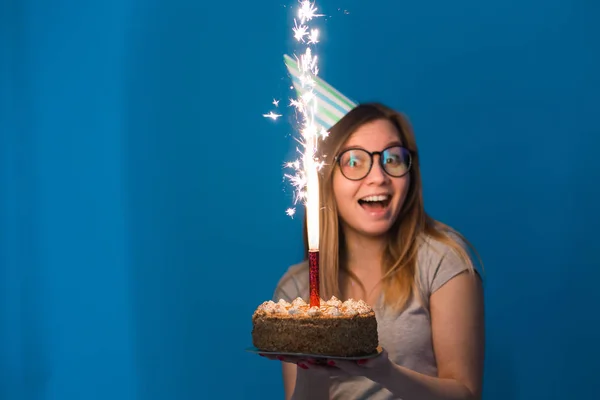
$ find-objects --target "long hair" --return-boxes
[302,102,480,312]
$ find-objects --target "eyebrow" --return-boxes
[339,140,403,153]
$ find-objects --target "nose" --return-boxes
[365,158,388,185]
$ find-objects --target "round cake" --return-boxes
[252,296,379,357]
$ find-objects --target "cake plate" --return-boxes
[246,346,382,363]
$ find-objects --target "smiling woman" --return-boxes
[261,102,485,400]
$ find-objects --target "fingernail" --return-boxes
[276,356,284,361]
[307,358,316,364]
[327,360,336,366]
[357,359,367,365]
[258,353,265,357]
[298,363,308,369]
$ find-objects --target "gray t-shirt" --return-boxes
[272,235,475,400]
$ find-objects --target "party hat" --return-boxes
[283,54,357,133]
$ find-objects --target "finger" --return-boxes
[356,358,371,366]
[306,357,329,366]
[320,360,353,376]
[354,348,388,367]
[296,361,310,370]
[328,359,370,376]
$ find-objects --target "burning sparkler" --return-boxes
[267,1,357,307]
[286,0,324,307]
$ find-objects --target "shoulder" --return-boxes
[416,231,478,298]
[272,259,309,303]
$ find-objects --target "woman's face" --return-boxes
[332,118,411,239]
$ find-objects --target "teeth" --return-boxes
[360,195,389,202]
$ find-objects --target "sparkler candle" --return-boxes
[292,1,323,308]
[279,1,358,308]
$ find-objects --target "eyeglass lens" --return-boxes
[338,146,411,180]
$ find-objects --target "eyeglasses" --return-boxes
[334,145,413,181]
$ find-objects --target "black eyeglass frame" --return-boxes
[334,145,414,181]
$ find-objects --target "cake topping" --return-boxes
[307,306,322,316]
[291,297,307,307]
[277,299,290,307]
[326,296,343,308]
[345,309,359,316]
[273,304,288,314]
[342,299,372,315]
[325,306,342,316]
[288,306,303,315]
[257,300,277,313]
[255,296,374,317]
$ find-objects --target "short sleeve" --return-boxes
[272,261,309,303]
[429,247,472,294]
[418,235,478,297]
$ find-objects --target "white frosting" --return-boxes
[277,299,290,307]
[307,306,322,316]
[326,296,343,308]
[255,296,374,317]
[345,309,359,317]
[325,306,342,316]
[291,297,306,307]
[273,304,287,314]
[342,298,371,315]
[288,307,303,315]
[257,300,277,313]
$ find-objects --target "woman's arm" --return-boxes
[366,271,485,400]
[281,362,297,400]
[282,361,330,400]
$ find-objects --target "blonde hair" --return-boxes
[302,102,481,312]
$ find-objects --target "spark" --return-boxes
[286,208,296,218]
[293,20,309,42]
[289,98,304,113]
[298,0,324,23]
[308,29,320,44]
[263,111,282,120]
[272,99,280,107]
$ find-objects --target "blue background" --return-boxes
[1,0,598,399]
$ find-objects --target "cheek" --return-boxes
[332,172,357,207]
[395,176,411,204]
[332,173,344,205]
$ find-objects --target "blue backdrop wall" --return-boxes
[1,0,598,399]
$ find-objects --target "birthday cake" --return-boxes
[251,296,379,357]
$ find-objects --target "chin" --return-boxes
[356,223,395,238]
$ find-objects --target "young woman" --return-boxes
[264,103,484,400]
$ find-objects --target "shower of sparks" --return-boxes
[262,1,325,236]
[282,0,324,252]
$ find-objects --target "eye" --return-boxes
[384,155,401,165]
[341,151,367,168]
[382,148,406,166]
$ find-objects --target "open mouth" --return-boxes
[358,194,391,211]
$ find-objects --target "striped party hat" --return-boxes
[284,54,357,133]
